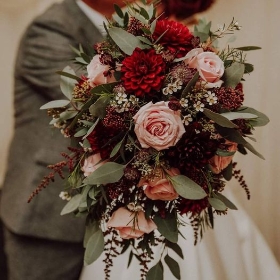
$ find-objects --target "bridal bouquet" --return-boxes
[33,1,269,279]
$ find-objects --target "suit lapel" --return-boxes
[64,0,104,47]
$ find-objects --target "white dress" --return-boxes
[79,192,280,280]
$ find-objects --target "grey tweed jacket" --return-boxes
[0,0,103,242]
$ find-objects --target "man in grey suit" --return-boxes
[0,0,130,279]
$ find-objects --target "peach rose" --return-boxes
[107,207,157,239]
[81,153,106,177]
[185,49,224,88]
[87,55,116,87]
[209,141,238,174]
[133,101,185,151]
[138,168,180,201]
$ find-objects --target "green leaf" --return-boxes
[244,63,254,74]
[83,162,125,185]
[223,62,245,88]
[60,194,82,215]
[59,110,78,121]
[181,72,199,98]
[89,95,111,118]
[74,127,87,137]
[114,4,124,18]
[84,228,104,265]
[90,82,119,95]
[40,100,70,110]
[193,19,211,42]
[59,66,77,99]
[83,220,99,248]
[237,107,270,127]
[216,149,235,157]
[56,70,80,81]
[110,137,125,158]
[146,261,164,280]
[203,108,238,128]
[215,126,247,145]
[243,142,265,160]
[220,112,257,121]
[208,197,227,211]
[221,161,233,181]
[153,212,178,243]
[140,6,150,20]
[171,175,207,200]
[82,118,100,140]
[235,46,261,51]
[108,27,148,55]
[215,193,238,210]
[165,241,184,259]
[164,254,181,280]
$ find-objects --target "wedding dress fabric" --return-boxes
[80,191,280,280]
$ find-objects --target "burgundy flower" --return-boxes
[86,122,115,159]
[121,48,166,98]
[153,19,194,57]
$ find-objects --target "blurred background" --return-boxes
[0,0,279,265]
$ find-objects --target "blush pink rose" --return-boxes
[133,101,186,151]
[185,49,224,88]
[107,207,157,239]
[209,140,238,174]
[87,55,116,87]
[81,153,106,177]
[138,168,180,201]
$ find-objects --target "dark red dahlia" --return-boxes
[121,48,166,98]
[86,122,116,159]
[168,123,221,169]
[153,19,194,57]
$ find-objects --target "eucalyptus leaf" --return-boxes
[164,254,181,280]
[215,126,247,145]
[208,197,227,211]
[60,194,82,215]
[74,127,88,137]
[237,107,270,127]
[40,100,70,110]
[90,82,119,94]
[153,212,178,243]
[181,72,199,98]
[223,62,245,88]
[235,46,261,51]
[89,95,111,118]
[75,56,88,65]
[56,70,80,81]
[244,63,254,74]
[114,4,124,18]
[243,142,265,160]
[60,66,77,99]
[220,112,257,121]
[171,175,207,200]
[146,261,164,280]
[221,161,233,181]
[83,220,100,248]
[193,19,211,42]
[108,27,148,55]
[58,110,78,121]
[216,149,236,157]
[203,108,238,128]
[110,137,125,158]
[165,241,184,259]
[84,228,104,265]
[83,162,125,185]
[215,193,238,210]
[82,118,99,140]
